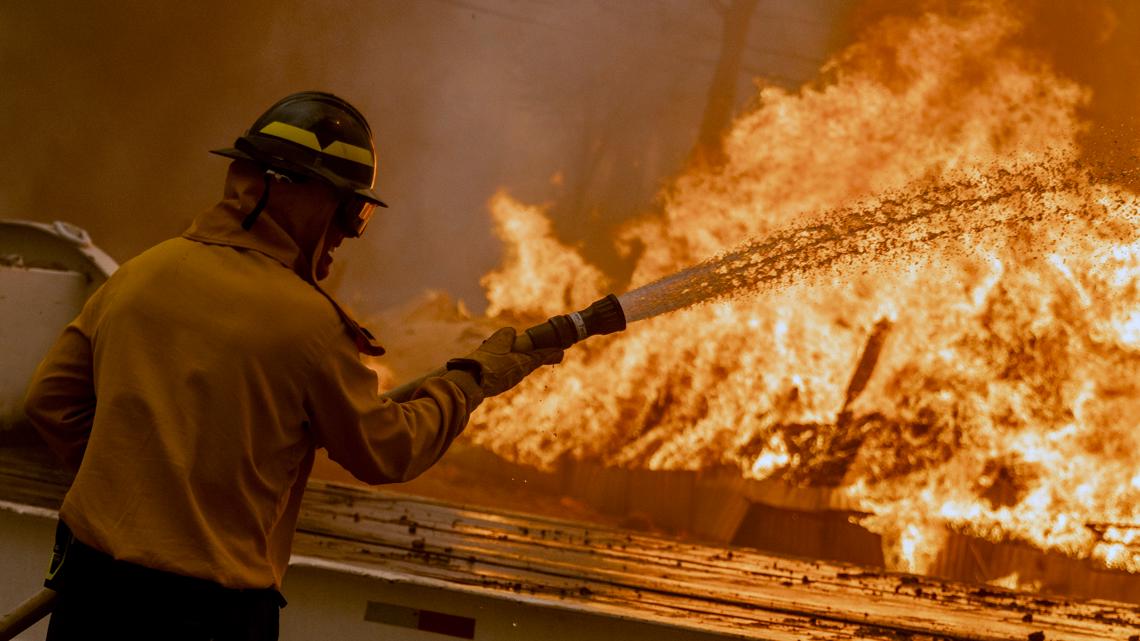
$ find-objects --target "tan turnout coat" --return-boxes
[24,161,480,589]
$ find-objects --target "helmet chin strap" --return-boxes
[309,212,331,283]
[241,172,273,230]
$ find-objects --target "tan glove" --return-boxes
[446,327,564,398]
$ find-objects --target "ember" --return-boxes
[464,0,1140,584]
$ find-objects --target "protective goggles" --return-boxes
[335,195,377,238]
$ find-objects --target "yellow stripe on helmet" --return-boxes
[321,140,374,165]
[258,121,374,166]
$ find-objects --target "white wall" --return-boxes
[282,563,725,641]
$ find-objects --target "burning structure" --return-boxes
[372,0,1140,604]
[5,1,1140,639]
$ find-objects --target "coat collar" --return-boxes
[184,160,385,356]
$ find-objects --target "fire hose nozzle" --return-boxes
[383,294,626,403]
[513,293,626,352]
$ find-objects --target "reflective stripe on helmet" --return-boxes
[257,121,374,166]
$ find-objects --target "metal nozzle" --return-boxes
[513,294,627,352]
[381,294,627,402]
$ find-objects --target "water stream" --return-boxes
[617,160,1112,324]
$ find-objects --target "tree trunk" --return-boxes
[691,0,760,169]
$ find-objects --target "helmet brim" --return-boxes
[210,147,257,163]
[209,147,388,208]
[354,187,388,208]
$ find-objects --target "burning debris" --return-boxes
[444,0,1140,585]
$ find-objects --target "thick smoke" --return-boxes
[0,1,837,317]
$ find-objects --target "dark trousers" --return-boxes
[45,523,284,641]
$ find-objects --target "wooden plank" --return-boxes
[3,446,1138,640]
[295,482,1140,641]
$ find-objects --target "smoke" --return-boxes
[834,0,1140,167]
[0,1,837,318]
[0,1,451,308]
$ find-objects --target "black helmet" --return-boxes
[211,91,387,210]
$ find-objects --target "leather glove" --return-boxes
[446,327,564,398]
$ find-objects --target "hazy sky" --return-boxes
[0,0,843,315]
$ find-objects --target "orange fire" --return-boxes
[466,2,1140,578]
[481,191,610,319]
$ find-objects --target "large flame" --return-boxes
[465,1,1140,577]
[481,191,610,318]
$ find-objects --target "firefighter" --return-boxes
[22,91,563,640]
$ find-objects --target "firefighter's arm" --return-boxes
[305,330,484,485]
[24,321,97,469]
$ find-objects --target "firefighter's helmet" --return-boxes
[211,91,386,235]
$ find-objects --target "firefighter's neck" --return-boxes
[262,185,339,278]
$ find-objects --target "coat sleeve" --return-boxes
[304,331,484,485]
[24,319,98,470]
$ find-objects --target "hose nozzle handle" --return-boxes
[512,293,626,352]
